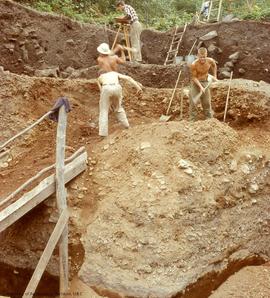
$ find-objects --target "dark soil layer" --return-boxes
[0,262,59,298]
[0,1,269,85]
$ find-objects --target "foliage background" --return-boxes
[14,0,270,30]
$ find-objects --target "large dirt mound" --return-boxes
[0,1,270,86]
[78,119,270,298]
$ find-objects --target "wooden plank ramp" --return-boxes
[0,151,87,233]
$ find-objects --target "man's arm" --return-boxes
[115,16,130,24]
[97,78,102,91]
[111,44,126,64]
[97,56,105,70]
[118,73,142,91]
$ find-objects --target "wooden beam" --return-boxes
[22,209,69,298]
[56,106,67,211]
[0,151,87,233]
[55,106,69,295]
[0,147,86,208]
[223,71,233,122]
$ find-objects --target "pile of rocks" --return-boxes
[219,51,241,78]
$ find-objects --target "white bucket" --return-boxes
[185,55,196,65]
[175,56,184,64]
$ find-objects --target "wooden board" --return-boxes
[22,209,69,298]
[0,151,87,233]
[55,106,69,295]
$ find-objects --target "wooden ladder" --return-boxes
[164,23,187,66]
[112,23,132,61]
[207,0,223,22]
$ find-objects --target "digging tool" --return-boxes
[223,71,233,122]
[185,39,198,65]
[159,70,182,122]
[192,74,217,105]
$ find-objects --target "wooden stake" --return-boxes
[180,84,184,120]
[22,209,69,298]
[55,106,69,296]
[223,71,233,122]
[166,70,182,115]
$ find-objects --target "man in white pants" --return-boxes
[97,70,143,137]
[116,1,142,62]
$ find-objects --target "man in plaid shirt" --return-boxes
[116,1,142,62]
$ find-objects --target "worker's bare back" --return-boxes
[191,57,216,81]
[97,55,124,72]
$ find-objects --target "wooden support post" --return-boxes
[180,84,184,120]
[223,71,233,122]
[22,209,69,298]
[55,106,69,296]
[166,70,182,115]
[123,25,132,61]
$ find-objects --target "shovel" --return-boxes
[160,70,182,122]
[192,74,217,105]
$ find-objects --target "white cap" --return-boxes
[97,43,112,55]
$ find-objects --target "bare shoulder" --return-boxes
[207,57,216,65]
[190,60,200,70]
[190,61,197,69]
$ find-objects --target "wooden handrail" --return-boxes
[0,146,86,208]
[0,151,87,233]
[0,111,52,152]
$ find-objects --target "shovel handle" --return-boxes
[223,71,233,122]
[166,70,182,115]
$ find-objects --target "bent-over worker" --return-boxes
[115,1,142,62]
[97,70,142,137]
[189,47,217,121]
[97,42,126,72]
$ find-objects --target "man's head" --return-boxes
[116,0,125,11]
[197,47,208,64]
[97,43,112,56]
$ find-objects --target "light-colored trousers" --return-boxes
[99,84,129,136]
[189,81,213,121]
[130,21,142,62]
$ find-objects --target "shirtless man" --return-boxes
[189,47,217,121]
[97,42,126,72]
[97,70,142,137]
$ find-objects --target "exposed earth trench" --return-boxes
[0,1,270,298]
